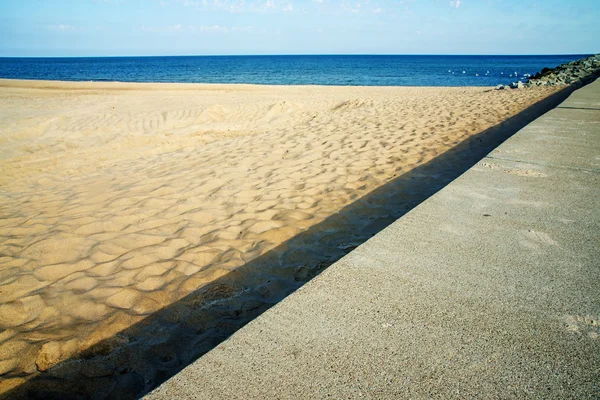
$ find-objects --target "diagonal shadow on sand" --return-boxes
[5,84,578,400]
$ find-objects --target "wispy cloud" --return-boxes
[163,0,296,13]
[189,24,229,33]
[313,0,384,15]
[140,24,252,33]
[340,2,361,13]
[47,24,78,31]
[450,0,461,8]
[231,26,254,32]
[140,24,181,33]
[161,0,386,14]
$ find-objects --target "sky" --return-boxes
[0,0,598,57]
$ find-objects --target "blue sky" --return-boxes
[0,0,598,57]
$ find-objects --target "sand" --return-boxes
[0,78,561,397]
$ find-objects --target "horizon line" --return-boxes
[0,52,596,59]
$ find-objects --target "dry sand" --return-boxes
[0,79,560,397]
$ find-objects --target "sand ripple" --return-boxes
[0,80,560,396]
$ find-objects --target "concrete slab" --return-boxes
[558,82,600,110]
[491,107,600,171]
[147,81,600,399]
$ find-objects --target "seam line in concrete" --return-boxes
[556,106,600,111]
[484,155,600,173]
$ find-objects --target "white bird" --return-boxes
[462,70,466,74]
[475,73,479,76]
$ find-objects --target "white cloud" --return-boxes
[450,0,461,8]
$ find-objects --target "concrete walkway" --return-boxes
[147,81,600,399]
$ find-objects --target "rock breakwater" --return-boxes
[497,54,600,90]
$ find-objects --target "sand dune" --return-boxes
[0,79,560,395]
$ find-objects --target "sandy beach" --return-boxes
[0,79,561,397]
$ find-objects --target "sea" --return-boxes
[0,54,589,87]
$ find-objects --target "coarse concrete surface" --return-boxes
[146,81,600,399]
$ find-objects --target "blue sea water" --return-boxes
[0,55,589,87]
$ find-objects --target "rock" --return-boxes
[517,81,525,89]
[35,339,80,372]
[524,54,600,88]
[495,84,504,90]
[36,342,62,372]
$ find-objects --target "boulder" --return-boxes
[524,54,600,88]
[35,339,80,372]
